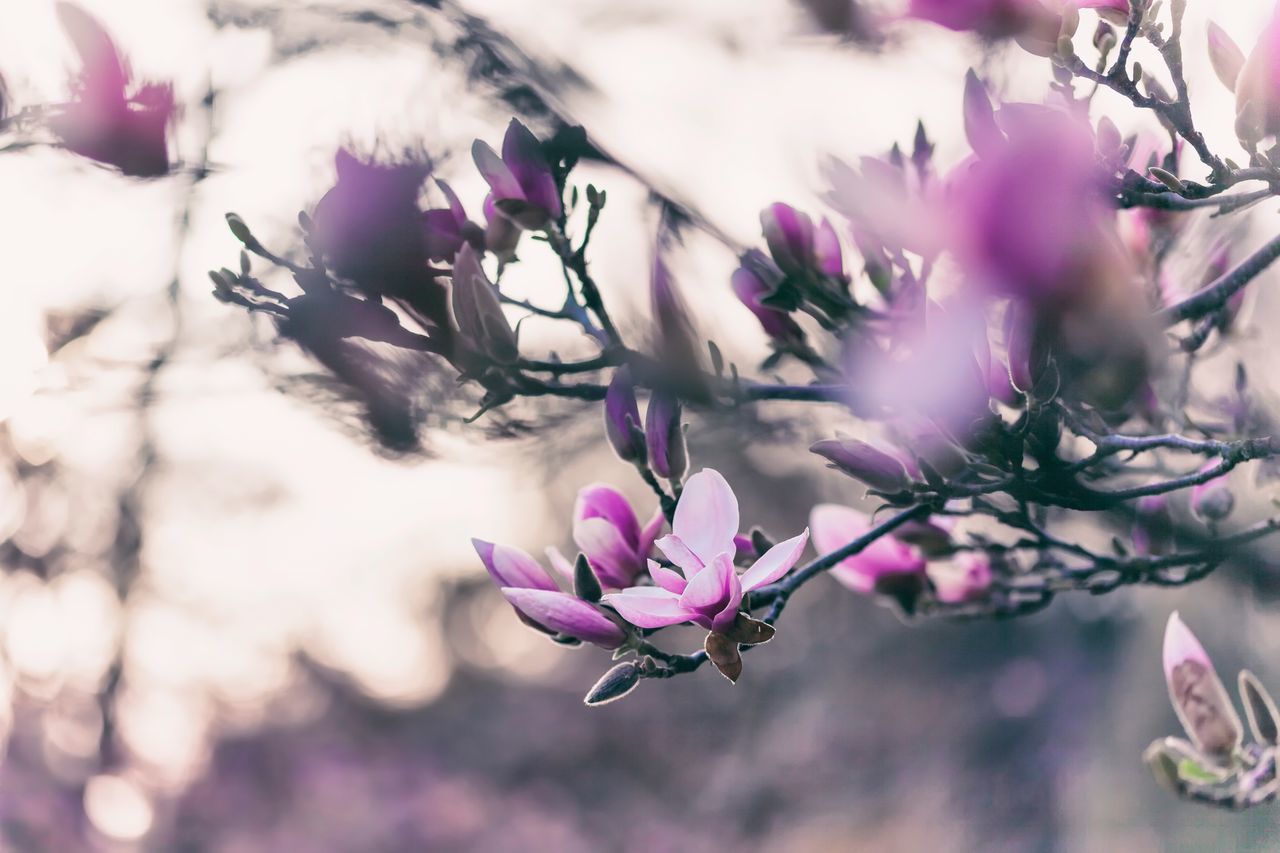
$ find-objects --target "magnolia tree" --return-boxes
[13,0,1280,815]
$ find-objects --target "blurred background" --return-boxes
[1,0,1279,849]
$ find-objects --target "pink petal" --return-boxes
[654,534,704,576]
[680,552,735,611]
[648,559,688,594]
[473,539,557,591]
[545,546,574,581]
[471,138,524,201]
[638,506,665,561]
[710,570,744,634]
[502,588,625,648]
[1163,611,1214,682]
[573,517,639,588]
[574,484,642,550]
[740,529,810,592]
[603,588,695,629]
[672,468,740,565]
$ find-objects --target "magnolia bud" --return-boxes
[1191,467,1234,522]
[584,662,642,706]
[1163,612,1243,762]
[645,392,687,480]
[603,366,646,464]
[810,436,911,493]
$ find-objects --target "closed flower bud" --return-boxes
[584,661,642,706]
[501,588,627,649]
[603,366,646,464]
[810,436,911,493]
[450,243,519,363]
[1163,612,1243,762]
[731,251,805,346]
[645,392,687,480]
[760,203,816,275]
[1191,466,1235,522]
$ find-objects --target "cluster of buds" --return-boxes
[1145,613,1280,809]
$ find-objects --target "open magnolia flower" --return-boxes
[603,469,809,634]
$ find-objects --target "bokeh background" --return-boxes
[1,0,1280,849]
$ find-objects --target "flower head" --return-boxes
[603,469,809,633]
[472,119,562,228]
[810,435,912,493]
[51,3,175,177]
[603,366,645,464]
[572,484,664,589]
[731,251,805,347]
[644,393,687,481]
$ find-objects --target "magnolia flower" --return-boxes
[759,203,844,278]
[482,193,522,262]
[731,250,805,347]
[1163,612,1242,761]
[809,503,925,595]
[423,179,478,262]
[603,366,645,464]
[311,150,433,293]
[1235,9,1280,144]
[603,469,809,633]
[472,119,562,228]
[472,538,626,648]
[50,3,175,177]
[572,484,664,589]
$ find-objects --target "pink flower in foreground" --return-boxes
[472,538,626,648]
[603,469,809,633]
[50,3,175,177]
[809,503,925,595]
[472,119,562,228]
[1163,612,1242,760]
[572,484,664,589]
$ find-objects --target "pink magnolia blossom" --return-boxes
[928,552,993,603]
[472,119,562,227]
[471,538,626,648]
[809,503,925,594]
[759,203,845,278]
[50,3,175,177]
[1236,8,1280,144]
[572,484,664,589]
[1163,612,1242,759]
[603,469,809,633]
[731,251,806,347]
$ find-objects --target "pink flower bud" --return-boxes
[810,436,912,493]
[1162,612,1242,760]
[603,366,645,464]
[472,119,561,228]
[809,503,925,596]
[731,251,805,346]
[927,551,993,604]
[760,203,816,275]
[501,588,626,648]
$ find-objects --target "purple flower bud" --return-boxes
[501,588,626,648]
[810,436,912,493]
[645,392,687,481]
[450,244,518,363]
[760,203,815,275]
[471,119,561,229]
[471,539,558,591]
[604,366,646,464]
[731,251,805,346]
[1191,466,1235,522]
[1133,494,1174,556]
[584,661,642,705]
[1163,612,1242,761]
